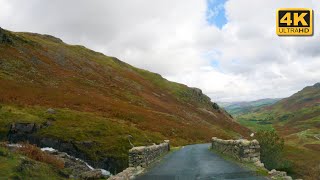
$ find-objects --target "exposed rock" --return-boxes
[7,123,39,143]
[190,87,221,111]
[254,161,264,168]
[192,88,203,96]
[47,108,56,114]
[212,103,220,110]
[80,169,110,180]
[108,166,144,180]
[42,147,111,179]
[0,27,13,44]
[7,123,122,174]
[269,169,287,177]
[268,169,293,180]
[11,123,38,134]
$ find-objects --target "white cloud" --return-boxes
[0,0,320,102]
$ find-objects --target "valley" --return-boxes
[231,83,320,179]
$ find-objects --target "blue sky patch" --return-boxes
[206,0,227,29]
[202,49,222,72]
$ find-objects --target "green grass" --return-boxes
[0,146,64,179]
[237,118,274,131]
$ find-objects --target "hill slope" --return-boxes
[0,27,248,173]
[237,83,320,178]
[219,98,281,116]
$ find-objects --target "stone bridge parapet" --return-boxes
[211,137,264,167]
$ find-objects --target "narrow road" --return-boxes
[137,144,266,180]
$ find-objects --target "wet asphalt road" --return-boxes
[136,144,266,180]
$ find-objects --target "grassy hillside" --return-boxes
[0,27,249,173]
[237,83,320,179]
[219,98,280,117]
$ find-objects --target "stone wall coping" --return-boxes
[212,137,259,146]
[129,142,169,153]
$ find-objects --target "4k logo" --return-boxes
[276,8,313,36]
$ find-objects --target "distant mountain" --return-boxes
[0,27,249,173]
[218,98,281,116]
[237,83,320,178]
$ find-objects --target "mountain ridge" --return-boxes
[218,98,281,116]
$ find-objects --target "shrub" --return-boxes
[255,129,285,170]
[17,143,64,169]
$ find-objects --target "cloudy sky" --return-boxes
[1,0,320,102]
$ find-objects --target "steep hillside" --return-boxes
[219,98,281,116]
[237,83,320,178]
[0,27,249,173]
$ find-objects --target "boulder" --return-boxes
[12,123,37,134]
[80,169,105,180]
[47,108,56,114]
[254,161,264,168]
[268,169,293,180]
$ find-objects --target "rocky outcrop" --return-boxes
[128,140,170,168]
[7,123,42,144]
[191,88,220,110]
[42,148,111,179]
[211,137,264,167]
[0,27,13,44]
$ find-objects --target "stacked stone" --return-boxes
[239,139,260,163]
[128,140,170,168]
[268,169,293,180]
[108,166,144,180]
[211,137,264,168]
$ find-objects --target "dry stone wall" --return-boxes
[211,137,264,167]
[129,140,170,168]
